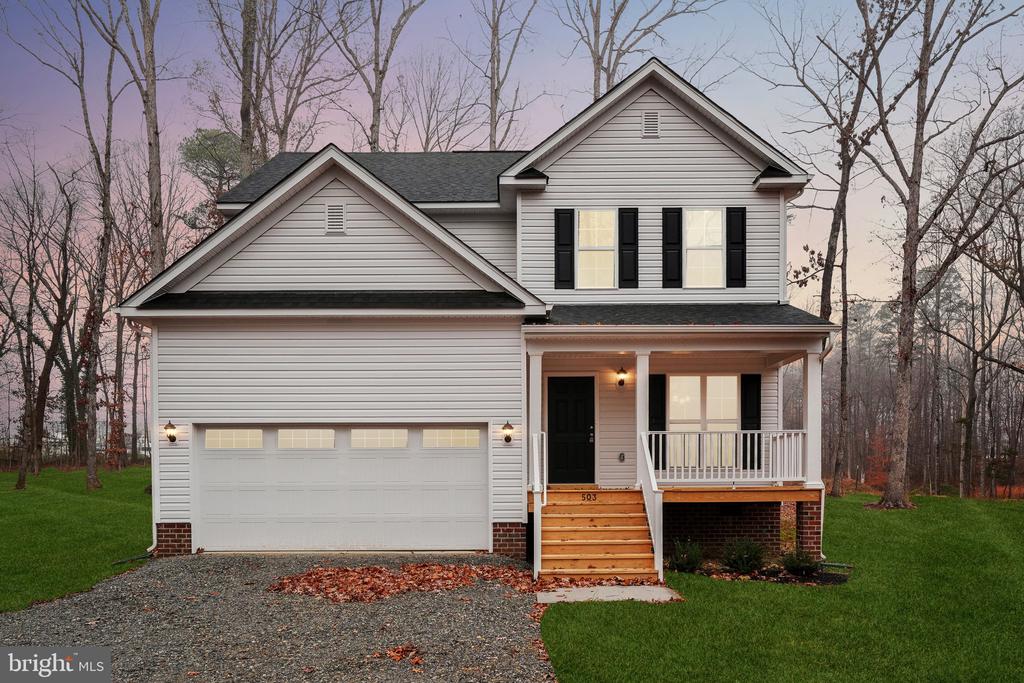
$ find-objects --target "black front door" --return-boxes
[547,377,596,484]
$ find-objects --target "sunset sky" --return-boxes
[3,0,1011,310]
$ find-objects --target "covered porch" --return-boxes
[525,331,828,492]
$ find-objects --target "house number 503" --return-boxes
[581,493,598,502]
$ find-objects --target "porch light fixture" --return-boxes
[164,421,177,443]
[616,367,628,386]
[502,421,514,443]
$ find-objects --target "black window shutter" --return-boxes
[726,207,747,287]
[662,208,682,288]
[648,374,667,431]
[554,209,574,289]
[618,208,639,288]
[740,373,762,469]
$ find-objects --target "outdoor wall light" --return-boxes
[502,421,514,443]
[164,421,177,443]
[616,367,628,386]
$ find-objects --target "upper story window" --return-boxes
[577,209,617,288]
[684,208,725,288]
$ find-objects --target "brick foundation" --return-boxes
[796,500,823,559]
[663,502,782,558]
[155,522,192,556]
[492,522,527,560]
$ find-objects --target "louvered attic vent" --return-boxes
[641,111,660,138]
[325,203,346,232]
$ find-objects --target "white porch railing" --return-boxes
[637,435,664,581]
[529,432,548,579]
[644,430,806,485]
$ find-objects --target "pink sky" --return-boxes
[0,1,929,307]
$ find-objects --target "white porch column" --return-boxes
[528,350,543,448]
[635,351,650,487]
[802,352,823,486]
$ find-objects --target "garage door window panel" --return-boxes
[205,428,263,449]
[279,428,336,449]
[423,428,481,449]
[351,428,408,449]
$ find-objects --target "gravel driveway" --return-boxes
[0,554,553,682]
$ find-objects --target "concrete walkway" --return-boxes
[536,585,681,603]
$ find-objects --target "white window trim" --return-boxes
[682,207,727,289]
[667,374,740,431]
[575,208,618,290]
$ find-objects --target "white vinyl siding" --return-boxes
[154,318,524,523]
[428,212,517,278]
[519,86,781,302]
[194,174,480,291]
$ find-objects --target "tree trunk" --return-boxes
[239,0,256,175]
[829,217,851,497]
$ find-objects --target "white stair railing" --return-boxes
[530,432,547,579]
[644,430,806,485]
[637,434,664,581]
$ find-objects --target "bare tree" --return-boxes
[80,0,166,274]
[200,0,352,166]
[319,0,427,151]
[852,0,1024,507]
[457,0,539,149]
[553,0,725,100]
[399,51,485,152]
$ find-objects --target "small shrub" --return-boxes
[668,539,703,572]
[782,550,821,577]
[722,538,765,574]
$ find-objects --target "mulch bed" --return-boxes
[698,562,851,586]
[268,562,659,604]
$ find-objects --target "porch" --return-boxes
[523,326,830,580]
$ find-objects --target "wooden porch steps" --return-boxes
[539,488,658,580]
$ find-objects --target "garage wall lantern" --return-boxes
[616,367,628,386]
[164,421,177,443]
[502,421,514,443]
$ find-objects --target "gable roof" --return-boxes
[218,151,526,205]
[501,57,809,181]
[120,145,547,315]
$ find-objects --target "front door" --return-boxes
[547,377,596,484]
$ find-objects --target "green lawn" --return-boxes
[0,466,152,612]
[542,494,1024,682]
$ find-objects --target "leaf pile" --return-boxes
[267,562,659,603]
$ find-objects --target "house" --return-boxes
[118,59,835,581]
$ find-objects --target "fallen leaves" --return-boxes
[267,563,660,604]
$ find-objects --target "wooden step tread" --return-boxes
[543,525,648,531]
[539,569,658,577]
[544,512,646,518]
[542,553,653,560]
[543,539,652,546]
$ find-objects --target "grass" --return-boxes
[0,466,152,612]
[542,494,1024,682]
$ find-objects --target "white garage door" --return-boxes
[196,425,489,551]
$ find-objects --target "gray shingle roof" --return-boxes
[540,304,832,326]
[217,150,526,204]
[138,290,524,310]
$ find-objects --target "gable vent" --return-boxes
[325,203,346,232]
[641,111,660,138]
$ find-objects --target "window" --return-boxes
[423,428,481,449]
[668,375,739,466]
[351,428,408,449]
[684,208,724,288]
[279,429,335,449]
[205,429,263,449]
[641,110,660,138]
[325,203,345,232]
[577,209,616,288]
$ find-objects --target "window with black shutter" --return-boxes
[554,209,574,289]
[662,208,682,287]
[726,207,747,288]
[618,208,639,288]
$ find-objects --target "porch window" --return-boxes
[668,375,739,465]
[683,208,725,288]
[576,209,616,288]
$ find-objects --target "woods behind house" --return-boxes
[0,0,1021,499]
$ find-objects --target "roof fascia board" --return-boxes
[416,201,504,211]
[754,175,812,190]
[503,60,805,178]
[116,305,545,319]
[524,324,838,335]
